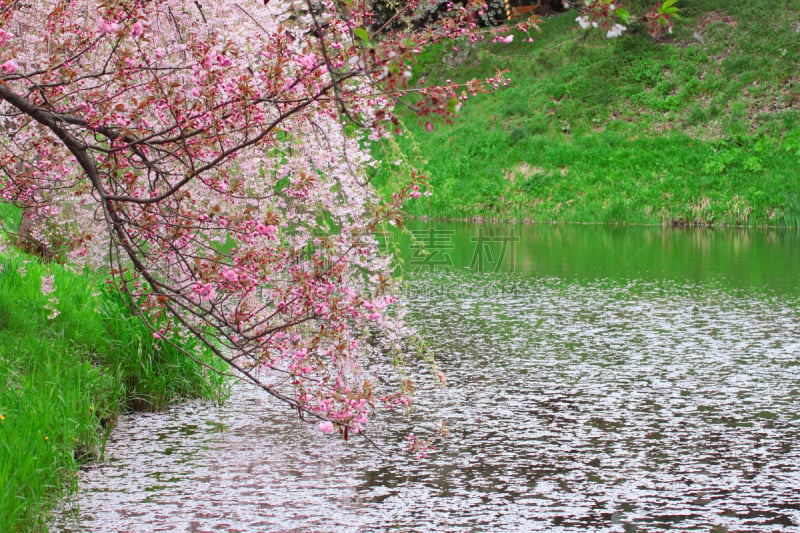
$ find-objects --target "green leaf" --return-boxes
[659,0,679,14]
[616,8,630,24]
[354,27,369,43]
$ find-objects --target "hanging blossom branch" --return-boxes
[573,0,679,39]
[0,0,508,442]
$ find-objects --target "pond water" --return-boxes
[53,224,800,532]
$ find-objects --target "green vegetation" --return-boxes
[0,206,228,531]
[374,0,800,226]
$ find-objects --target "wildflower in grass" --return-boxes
[45,296,60,320]
[41,274,55,295]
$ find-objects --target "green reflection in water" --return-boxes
[386,222,800,294]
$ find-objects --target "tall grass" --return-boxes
[373,0,800,225]
[0,204,228,531]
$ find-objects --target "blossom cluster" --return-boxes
[575,0,628,38]
[575,0,678,39]
[0,0,495,444]
[641,1,678,38]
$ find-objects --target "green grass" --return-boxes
[373,0,800,225]
[0,206,228,531]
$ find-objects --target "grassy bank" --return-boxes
[374,0,800,225]
[0,208,228,531]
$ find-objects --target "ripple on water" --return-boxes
[53,276,800,532]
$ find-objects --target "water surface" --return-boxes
[54,224,800,532]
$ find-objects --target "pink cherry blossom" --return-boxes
[297,54,318,73]
[131,21,144,38]
[221,268,238,283]
[0,29,13,47]
[192,282,216,303]
[1,60,18,75]
[98,17,120,35]
[256,223,277,238]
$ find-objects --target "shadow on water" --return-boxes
[54,224,800,532]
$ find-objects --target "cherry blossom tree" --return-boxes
[0,0,674,443]
[0,0,515,441]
